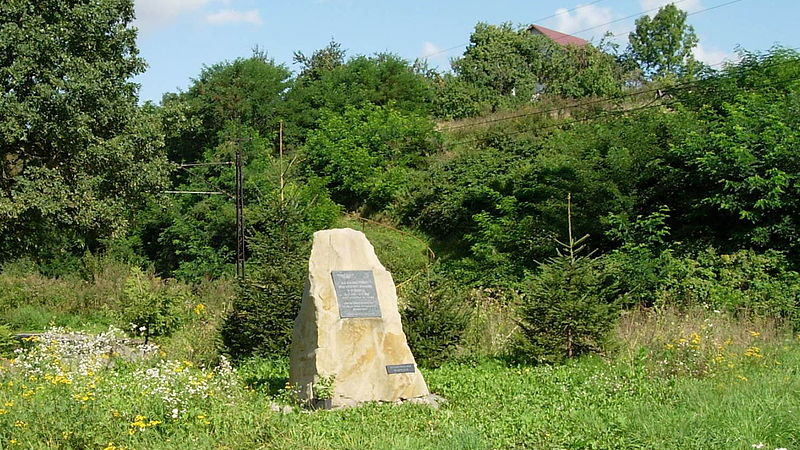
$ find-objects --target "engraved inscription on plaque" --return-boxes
[331,270,381,318]
[386,364,415,374]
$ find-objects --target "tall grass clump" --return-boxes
[617,306,788,378]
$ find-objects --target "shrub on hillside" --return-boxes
[400,268,470,368]
[222,268,305,359]
[221,184,337,359]
[654,249,800,327]
[121,268,187,344]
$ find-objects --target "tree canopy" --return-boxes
[0,0,170,261]
[627,4,700,80]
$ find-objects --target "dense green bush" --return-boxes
[222,269,306,360]
[121,267,187,344]
[400,267,470,368]
[517,234,620,363]
[221,181,338,359]
[302,103,440,212]
[655,249,800,325]
[0,324,16,358]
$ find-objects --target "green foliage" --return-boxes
[121,268,186,343]
[627,4,700,79]
[441,22,624,118]
[518,252,620,363]
[0,0,171,263]
[223,271,305,360]
[0,323,16,358]
[655,249,800,325]
[669,49,800,259]
[286,51,434,144]
[400,268,470,368]
[162,52,292,163]
[302,104,440,211]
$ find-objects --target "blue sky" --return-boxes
[132,0,800,104]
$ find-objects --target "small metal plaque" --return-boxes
[386,364,415,374]
[331,270,381,318]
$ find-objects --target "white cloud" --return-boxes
[693,43,736,66]
[135,0,214,30]
[205,9,263,26]
[420,42,443,59]
[640,0,703,14]
[418,41,449,68]
[552,4,616,36]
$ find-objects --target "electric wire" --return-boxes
[442,55,800,147]
[441,37,774,133]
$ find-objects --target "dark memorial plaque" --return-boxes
[386,364,415,374]
[332,270,381,318]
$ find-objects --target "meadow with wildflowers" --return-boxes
[1,311,798,449]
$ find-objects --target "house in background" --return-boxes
[527,24,589,47]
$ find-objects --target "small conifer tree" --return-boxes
[518,194,620,362]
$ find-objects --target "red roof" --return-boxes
[528,24,589,47]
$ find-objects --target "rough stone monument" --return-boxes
[289,228,431,408]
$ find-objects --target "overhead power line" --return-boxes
[442,56,800,148]
[607,0,745,39]
[442,18,763,133]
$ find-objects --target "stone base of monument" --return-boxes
[289,228,436,409]
[311,398,333,410]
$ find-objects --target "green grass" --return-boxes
[2,335,798,449]
[333,215,432,284]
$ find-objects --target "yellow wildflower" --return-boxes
[690,333,701,345]
[14,420,27,428]
[4,401,13,407]
[0,409,7,415]
[737,375,748,381]
[194,303,206,315]
[744,346,763,358]
[749,331,761,338]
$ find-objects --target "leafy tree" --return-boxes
[293,40,346,81]
[285,50,434,144]
[441,22,624,118]
[161,52,292,164]
[136,54,293,279]
[668,48,800,259]
[627,4,700,80]
[302,104,439,211]
[0,0,171,262]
